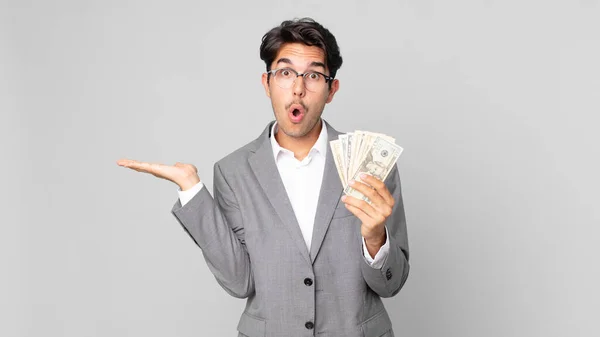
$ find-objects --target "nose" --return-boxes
[292,75,306,97]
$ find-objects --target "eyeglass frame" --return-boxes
[266,67,335,90]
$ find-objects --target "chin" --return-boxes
[281,126,307,138]
[286,122,319,139]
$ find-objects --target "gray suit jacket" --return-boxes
[171,119,410,337]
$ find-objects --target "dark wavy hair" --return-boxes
[260,18,343,87]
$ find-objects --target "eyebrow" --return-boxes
[275,58,326,71]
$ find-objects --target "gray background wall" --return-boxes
[2,0,598,336]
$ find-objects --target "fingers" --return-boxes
[116,159,160,175]
[349,178,383,206]
[116,159,143,168]
[116,159,132,167]
[117,159,143,170]
[350,178,392,212]
[355,173,395,209]
[342,195,384,223]
[343,201,373,224]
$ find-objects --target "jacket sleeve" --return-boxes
[360,163,410,298]
[171,162,254,298]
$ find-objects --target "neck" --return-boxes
[275,119,322,161]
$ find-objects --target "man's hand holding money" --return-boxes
[341,172,394,258]
[330,129,404,258]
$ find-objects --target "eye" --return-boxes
[280,69,293,77]
[307,72,321,81]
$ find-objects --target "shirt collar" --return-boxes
[270,118,328,161]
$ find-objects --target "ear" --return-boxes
[325,79,340,103]
[261,73,271,98]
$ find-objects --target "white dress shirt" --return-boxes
[177,119,389,268]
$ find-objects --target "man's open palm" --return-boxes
[116,159,200,191]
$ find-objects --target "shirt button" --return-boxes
[304,278,313,286]
[305,321,314,329]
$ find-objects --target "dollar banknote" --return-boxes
[344,132,354,181]
[329,139,347,188]
[339,134,348,170]
[330,130,403,204]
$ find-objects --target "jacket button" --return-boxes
[305,321,314,329]
[386,268,392,280]
[304,278,313,286]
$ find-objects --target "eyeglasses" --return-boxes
[267,67,334,92]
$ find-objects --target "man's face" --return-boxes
[262,43,339,139]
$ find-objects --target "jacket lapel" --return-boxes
[248,121,312,265]
[309,120,344,263]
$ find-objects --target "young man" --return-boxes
[117,17,410,337]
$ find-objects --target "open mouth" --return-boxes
[288,104,305,123]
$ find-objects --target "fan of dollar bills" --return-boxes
[330,131,404,204]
